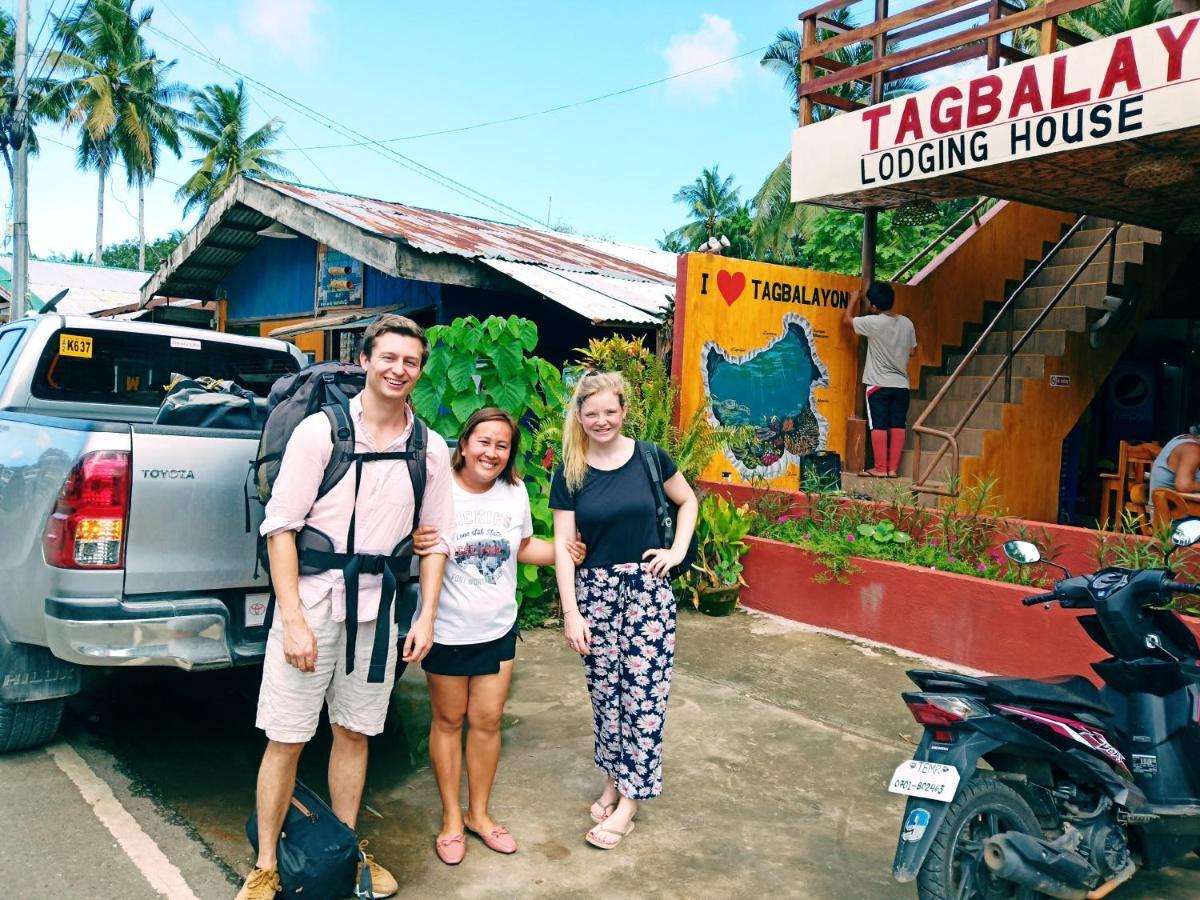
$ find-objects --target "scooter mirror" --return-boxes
[1170,517,1200,548]
[1003,540,1041,565]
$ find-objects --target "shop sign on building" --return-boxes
[673,254,863,487]
[316,243,364,310]
[792,13,1200,202]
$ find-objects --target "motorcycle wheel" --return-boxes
[917,773,1043,900]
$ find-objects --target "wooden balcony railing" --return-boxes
[796,0,1101,125]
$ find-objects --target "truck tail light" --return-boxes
[43,450,131,569]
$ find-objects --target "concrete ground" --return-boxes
[2,608,1199,898]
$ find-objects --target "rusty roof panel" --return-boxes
[260,181,674,284]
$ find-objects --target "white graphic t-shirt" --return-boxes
[433,477,533,645]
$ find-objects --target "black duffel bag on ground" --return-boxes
[800,450,842,491]
[246,780,371,898]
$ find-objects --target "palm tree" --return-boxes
[0,12,70,190]
[755,12,925,261]
[1013,0,1172,52]
[176,81,293,216]
[50,0,183,264]
[668,165,741,250]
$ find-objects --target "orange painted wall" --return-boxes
[905,203,1075,374]
[258,319,325,361]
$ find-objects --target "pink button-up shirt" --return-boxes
[260,395,454,623]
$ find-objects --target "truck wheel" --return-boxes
[917,774,1042,900]
[0,697,65,753]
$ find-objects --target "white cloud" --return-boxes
[240,0,321,59]
[663,14,743,101]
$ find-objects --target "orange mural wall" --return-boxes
[673,253,918,487]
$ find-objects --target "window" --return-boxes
[0,327,27,390]
[31,327,300,407]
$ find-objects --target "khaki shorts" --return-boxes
[255,593,401,743]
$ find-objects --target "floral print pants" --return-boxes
[577,563,676,800]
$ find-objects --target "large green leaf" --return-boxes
[491,377,532,413]
[447,356,478,392]
[493,340,525,382]
[410,376,440,422]
[451,392,487,424]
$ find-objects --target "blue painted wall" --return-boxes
[223,235,441,321]
[224,234,318,320]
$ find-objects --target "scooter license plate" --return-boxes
[888,760,960,801]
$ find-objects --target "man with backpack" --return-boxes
[238,315,454,900]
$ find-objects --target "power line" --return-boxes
[294,43,770,151]
[23,0,68,86]
[154,0,341,192]
[38,131,185,187]
[30,0,93,95]
[144,23,548,227]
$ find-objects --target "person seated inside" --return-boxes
[1149,429,1200,509]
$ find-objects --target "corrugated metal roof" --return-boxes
[480,260,663,325]
[260,180,675,284]
[0,256,149,315]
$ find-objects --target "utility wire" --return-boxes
[295,43,770,151]
[145,23,549,227]
[30,0,93,97]
[154,0,341,192]
[22,0,68,86]
[38,131,185,187]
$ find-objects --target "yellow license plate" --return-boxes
[59,334,94,358]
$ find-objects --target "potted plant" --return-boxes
[679,493,753,616]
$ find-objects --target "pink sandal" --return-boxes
[466,822,517,854]
[589,801,616,824]
[434,833,465,865]
[586,819,635,850]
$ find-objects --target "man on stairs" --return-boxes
[844,282,917,478]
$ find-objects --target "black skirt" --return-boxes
[421,625,518,677]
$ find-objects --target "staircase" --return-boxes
[844,216,1164,507]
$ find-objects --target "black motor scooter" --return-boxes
[889,517,1200,899]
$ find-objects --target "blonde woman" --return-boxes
[549,371,698,850]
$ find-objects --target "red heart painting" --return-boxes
[716,270,745,305]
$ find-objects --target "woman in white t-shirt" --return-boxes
[412,407,583,865]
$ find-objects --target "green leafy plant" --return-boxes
[411,315,566,623]
[679,493,754,608]
[857,520,911,544]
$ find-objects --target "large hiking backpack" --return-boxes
[250,361,429,683]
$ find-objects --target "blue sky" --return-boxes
[4,0,845,260]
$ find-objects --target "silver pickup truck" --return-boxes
[0,314,305,751]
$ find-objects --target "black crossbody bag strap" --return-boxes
[638,440,675,548]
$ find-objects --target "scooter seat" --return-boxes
[985,675,1115,717]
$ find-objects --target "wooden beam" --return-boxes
[1056,24,1086,46]
[200,239,256,253]
[987,0,1002,69]
[816,15,854,32]
[801,0,979,61]
[885,42,986,83]
[798,0,1098,97]
[808,90,866,112]
[799,15,818,126]
[998,44,1032,63]
[1040,17,1060,55]
[886,1,990,46]
[797,0,857,22]
[811,54,875,85]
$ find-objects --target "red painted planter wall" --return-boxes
[741,536,1200,682]
[703,480,1128,577]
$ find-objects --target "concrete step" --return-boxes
[974,328,1067,357]
[1066,224,1161,248]
[899,446,969,485]
[906,424,989,456]
[910,397,1008,432]
[1016,280,1113,310]
[1052,241,1146,267]
[841,472,944,508]
[921,373,1025,404]
[943,352,1045,380]
[1011,304,1094,332]
[1030,260,1126,290]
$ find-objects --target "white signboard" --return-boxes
[792,13,1200,203]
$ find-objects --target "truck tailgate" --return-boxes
[124,425,266,595]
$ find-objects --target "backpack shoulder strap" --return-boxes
[407,417,428,528]
[316,400,356,501]
[637,440,673,541]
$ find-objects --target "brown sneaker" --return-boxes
[235,867,281,900]
[357,841,398,898]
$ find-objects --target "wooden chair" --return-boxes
[1152,488,1194,532]
[1101,440,1162,531]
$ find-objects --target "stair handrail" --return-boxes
[910,217,1120,496]
[891,197,996,284]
